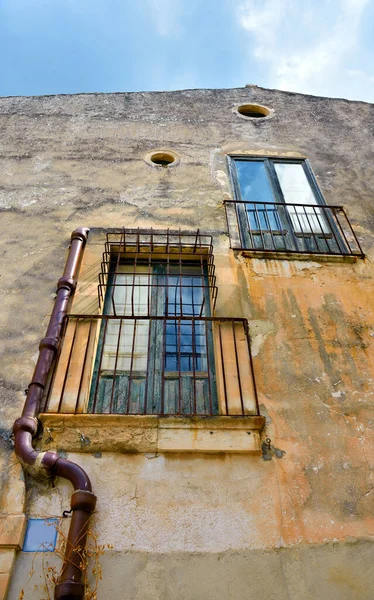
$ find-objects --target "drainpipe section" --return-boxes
[13,227,97,600]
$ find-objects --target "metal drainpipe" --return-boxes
[13,227,97,600]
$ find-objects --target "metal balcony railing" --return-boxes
[43,315,259,417]
[224,200,364,257]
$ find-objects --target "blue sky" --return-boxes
[0,0,373,101]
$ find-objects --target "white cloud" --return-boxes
[239,0,288,60]
[238,0,374,101]
[146,0,184,38]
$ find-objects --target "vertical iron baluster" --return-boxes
[57,317,79,413]
[312,205,333,254]
[243,319,260,415]
[75,318,93,414]
[234,200,241,249]
[341,207,364,256]
[147,252,151,316]
[126,317,137,414]
[302,205,320,252]
[179,230,183,316]
[92,317,109,413]
[178,317,181,415]
[218,321,228,415]
[166,240,170,317]
[161,316,167,415]
[131,241,138,317]
[178,232,184,414]
[43,315,68,412]
[199,234,206,318]
[334,207,354,255]
[224,201,233,248]
[263,204,277,251]
[253,203,266,249]
[244,202,256,249]
[289,203,305,250]
[205,318,213,416]
[143,316,152,415]
[232,320,244,415]
[192,318,197,415]
[110,317,123,414]
[111,229,124,316]
[193,229,199,254]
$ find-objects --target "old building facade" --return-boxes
[0,85,373,599]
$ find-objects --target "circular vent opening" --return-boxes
[236,104,271,119]
[150,152,176,167]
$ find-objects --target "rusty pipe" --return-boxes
[21,229,88,419]
[54,489,96,600]
[13,227,97,600]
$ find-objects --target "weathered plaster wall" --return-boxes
[1,86,374,598]
[9,541,374,600]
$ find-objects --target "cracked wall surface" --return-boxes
[1,85,374,598]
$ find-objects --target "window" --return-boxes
[225,157,364,257]
[44,229,259,418]
[89,255,218,415]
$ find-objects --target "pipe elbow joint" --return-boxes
[41,451,60,477]
[71,227,89,243]
[13,416,38,437]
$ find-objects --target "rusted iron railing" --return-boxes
[99,228,218,311]
[42,315,259,417]
[224,200,364,257]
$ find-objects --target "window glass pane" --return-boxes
[274,163,329,234]
[165,265,207,372]
[109,265,150,316]
[274,163,316,205]
[234,160,279,233]
[167,266,205,317]
[235,160,275,203]
[101,319,149,372]
[103,265,150,372]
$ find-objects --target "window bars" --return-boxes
[98,229,218,314]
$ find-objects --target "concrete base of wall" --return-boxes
[8,539,373,600]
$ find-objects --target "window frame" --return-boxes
[89,253,219,416]
[227,155,348,255]
[228,156,327,206]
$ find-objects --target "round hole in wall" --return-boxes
[236,103,273,119]
[150,151,176,167]
[144,149,180,168]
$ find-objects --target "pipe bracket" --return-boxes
[39,337,59,354]
[57,276,76,292]
[70,490,97,513]
[54,580,85,600]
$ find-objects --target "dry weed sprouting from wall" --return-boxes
[18,517,113,600]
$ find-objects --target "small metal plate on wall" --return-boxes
[23,518,58,552]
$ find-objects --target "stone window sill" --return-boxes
[38,414,265,454]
